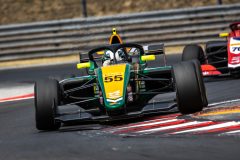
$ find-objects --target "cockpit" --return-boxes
[88,43,144,67]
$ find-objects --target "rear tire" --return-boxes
[35,79,61,130]
[173,60,208,114]
[182,44,205,64]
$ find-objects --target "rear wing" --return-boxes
[143,43,165,55]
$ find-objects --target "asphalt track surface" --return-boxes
[0,54,240,160]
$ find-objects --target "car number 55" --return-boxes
[104,75,123,82]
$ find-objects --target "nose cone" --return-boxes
[97,64,131,110]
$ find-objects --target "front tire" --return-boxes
[173,60,208,114]
[35,79,61,130]
[182,44,205,64]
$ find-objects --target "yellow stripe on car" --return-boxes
[101,64,126,101]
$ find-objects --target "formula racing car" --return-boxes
[34,32,208,131]
[182,22,240,77]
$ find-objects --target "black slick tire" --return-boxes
[35,79,61,130]
[173,60,208,114]
[182,44,205,64]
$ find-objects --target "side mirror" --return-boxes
[219,32,229,38]
[141,55,156,61]
[77,62,91,69]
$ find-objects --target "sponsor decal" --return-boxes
[230,56,240,64]
[201,65,221,76]
[202,71,210,76]
[107,97,123,103]
[230,43,240,46]
[108,90,121,99]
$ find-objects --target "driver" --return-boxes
[231,23,240,37]
[102,49,127,66]
[232,24,240,30]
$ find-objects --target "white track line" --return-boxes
[108,118,180,133]
[208,99,240,107]
[172,121,240,134]
[222,130,240,135]
[127,115,178,125]
[106,114,179,131]
[135,121,209,134]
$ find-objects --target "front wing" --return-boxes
[55,99,177,124]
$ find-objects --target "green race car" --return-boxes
[34,43,208,131]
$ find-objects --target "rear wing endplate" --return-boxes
[143,43,165,55]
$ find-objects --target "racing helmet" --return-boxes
[102,50,112,62]
[115,49,126,61]
[230,22,240,31]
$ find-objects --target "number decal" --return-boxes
[104,75,123,83]
[114,75,123,81]
[233,47,240,52]
[104,76,113,82]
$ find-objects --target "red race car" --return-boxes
[182,22,240,77]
